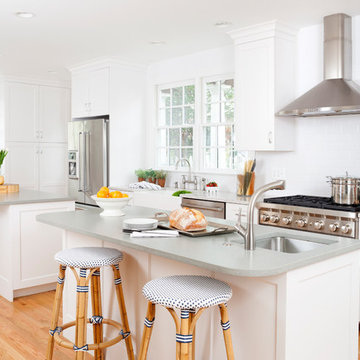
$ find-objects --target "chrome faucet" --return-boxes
[176,158,198,189]
[235,180,285,251]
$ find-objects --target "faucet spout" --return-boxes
[235,180,286,251]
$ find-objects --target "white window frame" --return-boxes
[155,79,199,171]
[154,74,242,174]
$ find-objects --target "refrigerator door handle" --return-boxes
[78,132,85,193]
[84,131,90,193]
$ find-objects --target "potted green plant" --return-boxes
[135,169,147,182]
[156,170,167,187]
[146,169,157,183]
[0,149,8,185]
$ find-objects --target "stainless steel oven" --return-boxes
[181,198,225,219]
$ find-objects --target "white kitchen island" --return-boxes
[37,205,360,360]
[0,190,74,301]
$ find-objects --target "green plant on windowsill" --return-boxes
[135,169,147,181]
[155,170,167,187]
[146,169,157,184]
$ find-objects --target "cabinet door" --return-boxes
[6,83,38,142]
[88,67,109,116]
[71,72,90,117]
[6,142,39,189]
[226,202,248,223]
[235,39,274,151]
[39,86,70,142]
[13,203,72,290]
[39,143,67,194]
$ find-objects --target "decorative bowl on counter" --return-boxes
[91,194,132,216]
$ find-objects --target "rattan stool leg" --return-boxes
[74,268,90,360]
[139,302,156,360]
[189,310,196,360]
[112,264,135,360]
[46,265,66,360]
[91,268,104,360]
[219,304,234,360]
[179,310,191,360]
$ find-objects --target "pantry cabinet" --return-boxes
[6,142,67,194]
[3,80,69,195]
[71,67,109,117]
[229,21,296,151]
[6,82,69,143]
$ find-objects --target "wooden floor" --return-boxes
[0,290,359,359]
[0,291,93,359]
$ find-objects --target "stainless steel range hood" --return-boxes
[277,13,360,117]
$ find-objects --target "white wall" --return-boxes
[257,16,360,197]
[145,15,360,196]
[145,45,237,191]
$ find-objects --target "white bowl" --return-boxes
[91,194,132,217]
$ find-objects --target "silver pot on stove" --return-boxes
[327,173,360,205]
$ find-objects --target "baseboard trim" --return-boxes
[14,282,57,298]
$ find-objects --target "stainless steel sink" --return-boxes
[257,236,329,253]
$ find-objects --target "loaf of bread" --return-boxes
[169,207,208,232]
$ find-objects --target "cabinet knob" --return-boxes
[268,131,273,144]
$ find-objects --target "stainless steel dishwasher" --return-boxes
[181,198,225,219]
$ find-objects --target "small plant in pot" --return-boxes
[146,169,157,184]
[156,170,167,187]
[0,149,8,185]
[135,169,147,182]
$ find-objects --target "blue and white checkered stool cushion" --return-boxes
[142,275,232,309]
[55,247,123,268]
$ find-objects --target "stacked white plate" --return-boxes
[123,218,158,231]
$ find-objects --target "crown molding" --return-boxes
[228,20,298,44]
[68,56,147,73]
[0,75,70,88]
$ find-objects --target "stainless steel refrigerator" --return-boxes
[68,115,109,206]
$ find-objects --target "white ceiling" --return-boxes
[0,0,360,81]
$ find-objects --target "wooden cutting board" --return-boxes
[0,184,20,193]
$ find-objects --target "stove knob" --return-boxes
[340,224,351,234]
[260,214,270,222]
[295,219,307,228]
[270,215,280,223]
[329,223,339,232]
[313,221,324,230]
[282,217,292,225]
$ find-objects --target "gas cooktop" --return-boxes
[264,195,360,213]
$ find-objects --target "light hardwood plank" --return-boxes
[0,291,93,359]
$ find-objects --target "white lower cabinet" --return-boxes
[226,202,248,223]
[0,201,74,301]
[6,142,67,194]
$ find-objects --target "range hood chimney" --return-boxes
[277,13,360,117]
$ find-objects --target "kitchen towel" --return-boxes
[129,181,162,190]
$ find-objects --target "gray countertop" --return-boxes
[113,185,250,205]
[0,189,73,205]
[36,205,360,277]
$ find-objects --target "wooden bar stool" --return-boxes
[138,275,234,360]
[46,247,135,360]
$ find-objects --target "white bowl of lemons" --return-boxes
[91,187,132,217]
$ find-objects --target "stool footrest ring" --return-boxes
[53,318,130,351]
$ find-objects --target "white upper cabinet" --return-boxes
[229,21,296,151]
[6,82,69,143]
[72,67,109,117]
[7,83,38,142]
[39,86,70,143]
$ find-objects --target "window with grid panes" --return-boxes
[202,78,238,170]
[157,83,195,167]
